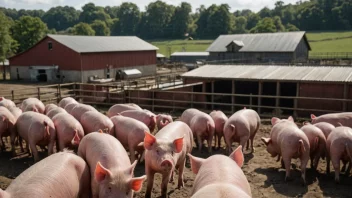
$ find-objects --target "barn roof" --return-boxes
[47,34,158,53]
[171,52,209,56]
[182,65,352,83]
[207,31,311,52]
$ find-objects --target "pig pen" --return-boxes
[0,120,351,198]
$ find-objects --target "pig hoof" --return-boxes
[177,182,184,189]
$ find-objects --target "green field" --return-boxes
[150,31,352,57]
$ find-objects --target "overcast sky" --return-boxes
[0,0,301,12]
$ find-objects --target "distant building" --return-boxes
[157,53,166,64]
[9,34,158,83]
[170,52,209,64]
[207,31,311,63]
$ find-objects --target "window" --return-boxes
[48,42,53,50]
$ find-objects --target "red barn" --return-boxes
[9,34,158,83]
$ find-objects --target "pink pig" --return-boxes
[16,111,56,162]
[209,110,228,150]
[78,132,146,198]
[188,146,251,197]
[180,108,215,153]
[304,121,335,139]
[0,107,17,155]
[300,124,327,170]
[144,121,193,198]
[70,104,97,121]
[110,114,150,163]
[45,104,57,114]
[223,109,260,153]
[120,109,157,132]
[0,150,91,198]
[326,126,352,183]
[46,107,67,119]
[7,106,22,122]
[191,184,250,198]
[52,113,84,151]
[21,98,45,114]
[0,97,16,109]
[107,103,142,118]
[64,103,79,114]
[261,117,310,184]
[80,111,114,135]
[58,97,78,109]
[311,113,352,127]
[156,114,173,130]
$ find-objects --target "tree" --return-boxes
[12,16,48,53]
[79,3,111,25]
[259,7,272,18]
[42,6,79,31]
[72,22,95,36]
[246,13,261,30]
[250,17,276,33]
[0,12,17,62]
[285,23,300,31]
[90,20,110,36]
[273,16,285,32]
[207,4,234,37]
[115,2,141,36]
[169,2,193,38]
[110,18,120,36]
[234,16,248,33]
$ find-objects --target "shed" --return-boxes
[170,52,209,64]
[182,64,352,117]
[157,53,166,64]
[9,34,158,83]
[207,32,311,64]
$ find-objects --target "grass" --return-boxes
[150,31,352,57]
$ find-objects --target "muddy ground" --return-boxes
[0,121,352,198]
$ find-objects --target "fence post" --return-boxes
[11,90,14,101]
[107,87,110,103]
[294,82,300,118]
[152,91,155,112]
[37,87,41,100]
[249,93,252,109]
[276,82,280,116]
[172,92,175,112]
[258,82,262,114]
[191,91,194,108]
[211,81,214,110]
[58,84,61,100]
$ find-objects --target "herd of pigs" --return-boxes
[0,96,351,197]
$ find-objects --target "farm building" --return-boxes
[170,52,209,63]
[157,53,166,64]
[9,34,158,83]
[182,65,352,117]
[207,31,311,64]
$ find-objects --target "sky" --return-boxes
[0,0,301,12]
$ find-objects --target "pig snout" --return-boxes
[161,159,173,170]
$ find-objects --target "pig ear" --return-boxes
[261,137,272,146]
[173,136,184,153]
[229,145,244,168]
[71,130,81,145]
[288,116,294,122]
[311,114,316,120]
[98,129,103,133]
[187,153,205,174]
[129,175,146,192]
[271,117,280,126]
[303,121,310,125]
[95,162,111,183]
[126,160,138,175]
[144,131,156,150]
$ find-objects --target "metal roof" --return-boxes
[207,31,310,52]
[182,65,352,83]
[157,53,165,58]
[171,52,209,56]
[123,69,141,76]
[48,34,158,53]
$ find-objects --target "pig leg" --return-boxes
[239,137,248,153]
[18,136,24,152]
[0,136,4,151]
[129,145,136,164]
[217,135,222,150]
[29,141,39,162]
[207,136,213,154]
[10,133,16,156]
[145,169,155,198]
[169,171,174,183]
[332,157,341,183]
[283,156,292,181]
[177,158,186,189]
[345,162,351,176]
[197,134,203,153]
[250,136,255,153]
[214,134,218,150]
[161,172,171,198]
[246,140,250,151]
[312,153,320,171]
[300,156,309,185]
[326,155,331,174]
[48,140,54,156]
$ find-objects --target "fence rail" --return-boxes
[309,52,352,60]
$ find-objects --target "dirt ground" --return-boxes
[1,121,352,198]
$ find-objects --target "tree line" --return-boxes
[0,0,351,61]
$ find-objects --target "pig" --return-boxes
[191,184,250,198]
[188,146,251,197]
[304,121,335,139]
[7,106,22,121]
[78,132,146,198]
[21,98,45,114]
[300,124,327,170]
[311,113,352,127]
[156,114,173,130]
[261,117,310,184]
[64,103,79,114]
[0,150,91,198]
[223,109,260,154]
[16,111,56,162]
[0,97,16,109]
[209,110,228,150]
[180,108,215,153]
[80,111,114,135]
[58,97,78,109]
[326,126,352,183]
[110,114,150,163]
[144,121,193,198]
[52,113,84,151]
[46,107,67,119]
[107,103,142,118]
[45,104,57,114]
[120,110,157,132]
[0,107,16,155]
[70,104,97,121]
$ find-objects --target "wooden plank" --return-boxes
[294,82,300,118]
